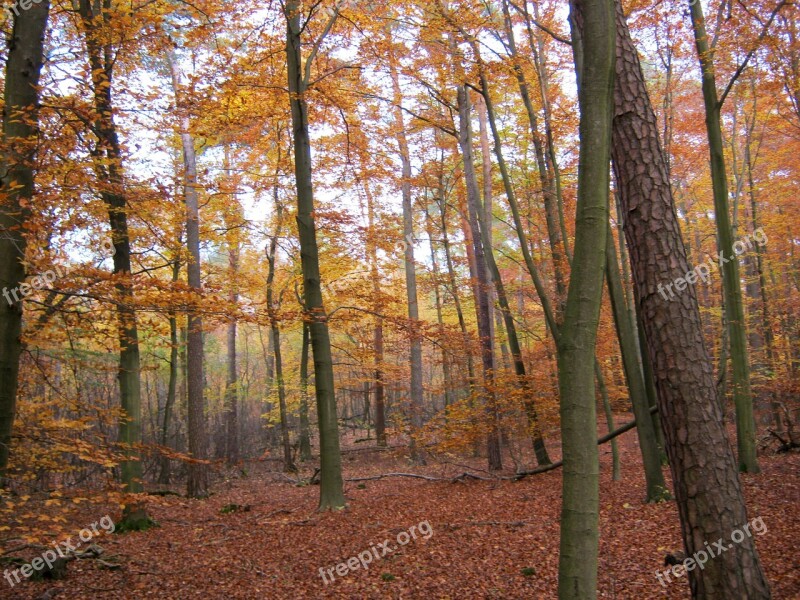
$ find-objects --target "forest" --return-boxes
[0,0,798,597]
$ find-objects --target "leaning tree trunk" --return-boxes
[0,0,49,484]
[286,0,345,510]
[557,0,615,595]
[166,49,208,499]
[607,0,770,596]
[688,0,759,473]
[79,0,150,527]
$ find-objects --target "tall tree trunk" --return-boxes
[457,85,502,471]
[0,0,49,484]
[556,0,615,595]
[285,0,345,510]
[388,47,425,462]
[79,0,150,525]
[608,0,770,596]
[688,0,759,473]
[166,49,209,499]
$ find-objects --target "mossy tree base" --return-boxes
[116,505,157,533]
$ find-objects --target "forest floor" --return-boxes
[3,422,799,599]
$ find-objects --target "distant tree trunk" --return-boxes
[608,0,770,595]
[267,200,296,473]
[556,0,615,595]
[298,323,313,460]
[606,222,669,500]
[746,146,779,429]
[224,146,240,464]
[688,0,759,473]
[501,0,568,307]
[457,85,502,471]
[365,184,387,447]
[0,0,49,484]
[425,204,454,408]
[286,0,345,510]
[388,47,425,462]
[595,361,620,481]
[159,259,181,485]
[438,191,475,399]
[79,0,150,525]
[474,84,551,467]
[166,49,209,499]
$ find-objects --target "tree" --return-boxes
[608,0,770,595]
[167,48,209,499]
[686,0,782,474]
[77,0,151,528]
[285,0,345,510]
[558,0,616,596]
[387,38,425,462]
[0,0,50,485]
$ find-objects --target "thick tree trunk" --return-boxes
[608,0,770,596]
[556,0,615,595]
[285,1,345,510]
[0,1,49,484]
[688,0,759,473]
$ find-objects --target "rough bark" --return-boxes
[608,0,770,596]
